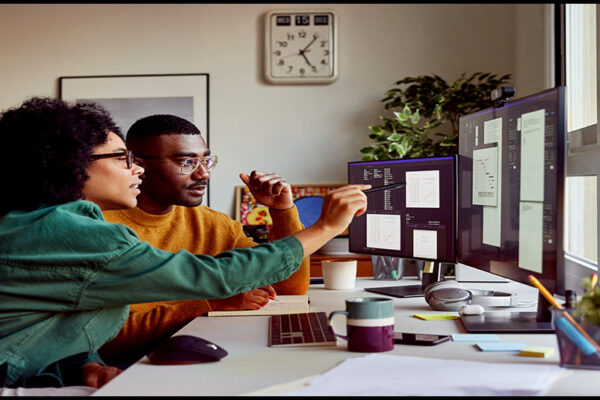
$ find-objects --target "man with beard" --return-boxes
[100,114,310,363]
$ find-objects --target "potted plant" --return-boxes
[362,72,512,280]
[360,72,512,161]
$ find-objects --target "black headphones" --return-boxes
[424,280,518,311]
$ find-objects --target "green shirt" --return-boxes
[0,200,303,386]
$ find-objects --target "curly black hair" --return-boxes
[0,97,122,215]
[126,114,201,148]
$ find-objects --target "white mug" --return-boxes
[321,259,357,290]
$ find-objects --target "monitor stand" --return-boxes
[364,261,442,298]
[460,292,555,333]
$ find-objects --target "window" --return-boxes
[562,4,599,276]
[566,4,597,132]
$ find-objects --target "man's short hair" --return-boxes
[126,115,201,147]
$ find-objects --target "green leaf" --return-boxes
[394,111,408,122]
[361,154,374,161]
[410,109,420,124]
[397,141,411,158]
[369,125,383,134]
[388,132,402,142]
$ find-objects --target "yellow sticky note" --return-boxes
[412,313,460,321]
[519,346,555,358]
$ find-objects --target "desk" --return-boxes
[94,278,596,396]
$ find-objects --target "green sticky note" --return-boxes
[413,313,460,321]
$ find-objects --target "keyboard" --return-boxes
[269,312,337,347]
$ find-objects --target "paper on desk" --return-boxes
[207,295,309,316]
[280,354,563,396]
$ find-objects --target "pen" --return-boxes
[363,182,406,193]
[528,275,600,354]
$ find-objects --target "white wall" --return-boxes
[0,4,548,216]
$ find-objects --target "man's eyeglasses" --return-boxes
[135,154,218,175]
[178,156,218,174]
[89,150,135,169]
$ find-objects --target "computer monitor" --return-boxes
[348,156,456,297]
[457,86,566,333]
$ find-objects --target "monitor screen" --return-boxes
[348,156,456,262]
[456,86,566,332]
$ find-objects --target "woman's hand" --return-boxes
[293,184,370,256]
[82,362,123,388]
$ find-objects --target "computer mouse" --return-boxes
[461,304,485,315]
[146,335,228,365]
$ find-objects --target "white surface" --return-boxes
[412,229,437,259]
[321,260,357,289]
[472,147,498,206]
[317,236,350,255]
[520,108,546,202]
[482,117,503,247]
[518,201,544,273]
[93,278,596,396]
[455,262,510,283]
[0,386,95,397]
[405,170,440,208]
[280,353,562,396]
[366,214,401,250]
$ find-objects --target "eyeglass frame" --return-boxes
[134,154,218,175]
[89,150,135,169]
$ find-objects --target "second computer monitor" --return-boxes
[348,156,456,262]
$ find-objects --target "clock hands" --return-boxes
[302,35,318,52]
[274,32,324,71]
[301,53,312,67]
[297,34,319,67]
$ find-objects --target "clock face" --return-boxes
[265,11,337,84]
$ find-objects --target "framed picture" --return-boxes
[59,73,210,205]
[235,184,346,235]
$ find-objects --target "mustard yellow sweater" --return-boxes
[99,205,308,359]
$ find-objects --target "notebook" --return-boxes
[207,295,310,316]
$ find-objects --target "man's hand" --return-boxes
[210,286,276,311]
[239,171,294,211]
[82,362,122,388]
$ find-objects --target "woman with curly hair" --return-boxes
[0,97,369,390]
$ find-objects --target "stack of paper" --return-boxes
[280,353,563,396]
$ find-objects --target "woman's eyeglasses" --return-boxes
[89,150,135,169]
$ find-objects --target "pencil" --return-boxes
[528,275,562,308]
[528,275,600,353]
[363,182,406,193]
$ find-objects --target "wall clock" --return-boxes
[264,10,338,84]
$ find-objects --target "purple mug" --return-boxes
[328,297,395,352]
